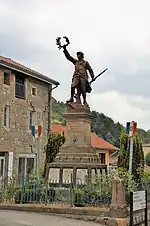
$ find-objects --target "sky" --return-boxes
[0,0,150,130]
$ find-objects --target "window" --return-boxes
[4,106,10,128]
[15,75,25,99]
[29,111,33,130]
[31,87,37,96]
[99,153,106,164]
[18,155,35,178]
[4,71,10,85]
[26,158,34,174]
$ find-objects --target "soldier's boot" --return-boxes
[83,100,89,106]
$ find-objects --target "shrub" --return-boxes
[74,189,85,207]
[43,132,65,177]
[73,173,112,207]
[118,132,144,182]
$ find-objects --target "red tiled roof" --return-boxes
[0,55,59,85]
[91,133,118,150]
[51,124,66,135]
[51,124,118,151]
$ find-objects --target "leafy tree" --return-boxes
[118,132,144,182]
[145,153,150,167]
[43,132,65,177]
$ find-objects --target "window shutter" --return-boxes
[9,73,13,85]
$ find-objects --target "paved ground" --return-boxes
[0,210,99,226]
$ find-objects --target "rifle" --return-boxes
[85,68,108,93]
[74,68,108,97]
[89,68,108,84]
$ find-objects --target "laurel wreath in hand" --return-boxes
[56,36,70,50]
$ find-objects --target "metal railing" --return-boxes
[0,175,112,207]
[2,175,150,208]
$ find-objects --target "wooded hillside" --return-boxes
[52,98,150,148]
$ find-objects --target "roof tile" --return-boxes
[0,55,59,85]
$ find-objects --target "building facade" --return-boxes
[0,56,59,179]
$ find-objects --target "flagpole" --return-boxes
[37,136,40,184]
[126,121,137,187]
[128,136,134,175]
[32,123,42,184]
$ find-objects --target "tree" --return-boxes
[43,132,65,177]
[145,153,150,167]
[118,132,144,182]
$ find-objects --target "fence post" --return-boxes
[44,182,48,206]
[20,174,24,204]
[130,192,133,226]
[70,173,74,207]
[145,190,148,226]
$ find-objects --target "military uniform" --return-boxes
[63,48,94,94]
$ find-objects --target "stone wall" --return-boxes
[0,67,51,174]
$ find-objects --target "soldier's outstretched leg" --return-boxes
[76,88,82,104]
[66,87,75,103]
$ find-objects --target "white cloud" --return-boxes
[0,0,150,129]
[89,92,150,130]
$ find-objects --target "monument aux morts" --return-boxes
[46,37,108,186]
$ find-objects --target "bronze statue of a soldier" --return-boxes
[56,36,108,106]
[63,47,94,106]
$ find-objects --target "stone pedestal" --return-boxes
[46,103,107,185]
[109,179,128,218]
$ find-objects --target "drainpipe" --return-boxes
[110,150,119,157]
[47,84,59,136]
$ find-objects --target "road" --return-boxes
[0,210,100,226]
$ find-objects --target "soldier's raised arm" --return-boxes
[63,46,77,64]
[86,61,94,79]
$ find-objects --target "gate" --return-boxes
[130,190,148,226]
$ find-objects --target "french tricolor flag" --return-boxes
[126,121,137,137]
[32,124,42,138]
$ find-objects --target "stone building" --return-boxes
[0,56,59,179]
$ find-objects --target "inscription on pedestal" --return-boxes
[91,169,96,182]
[96,169,101,176]
[49,168,60,183]
[76,169,88,184]
[62,168,73,183]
